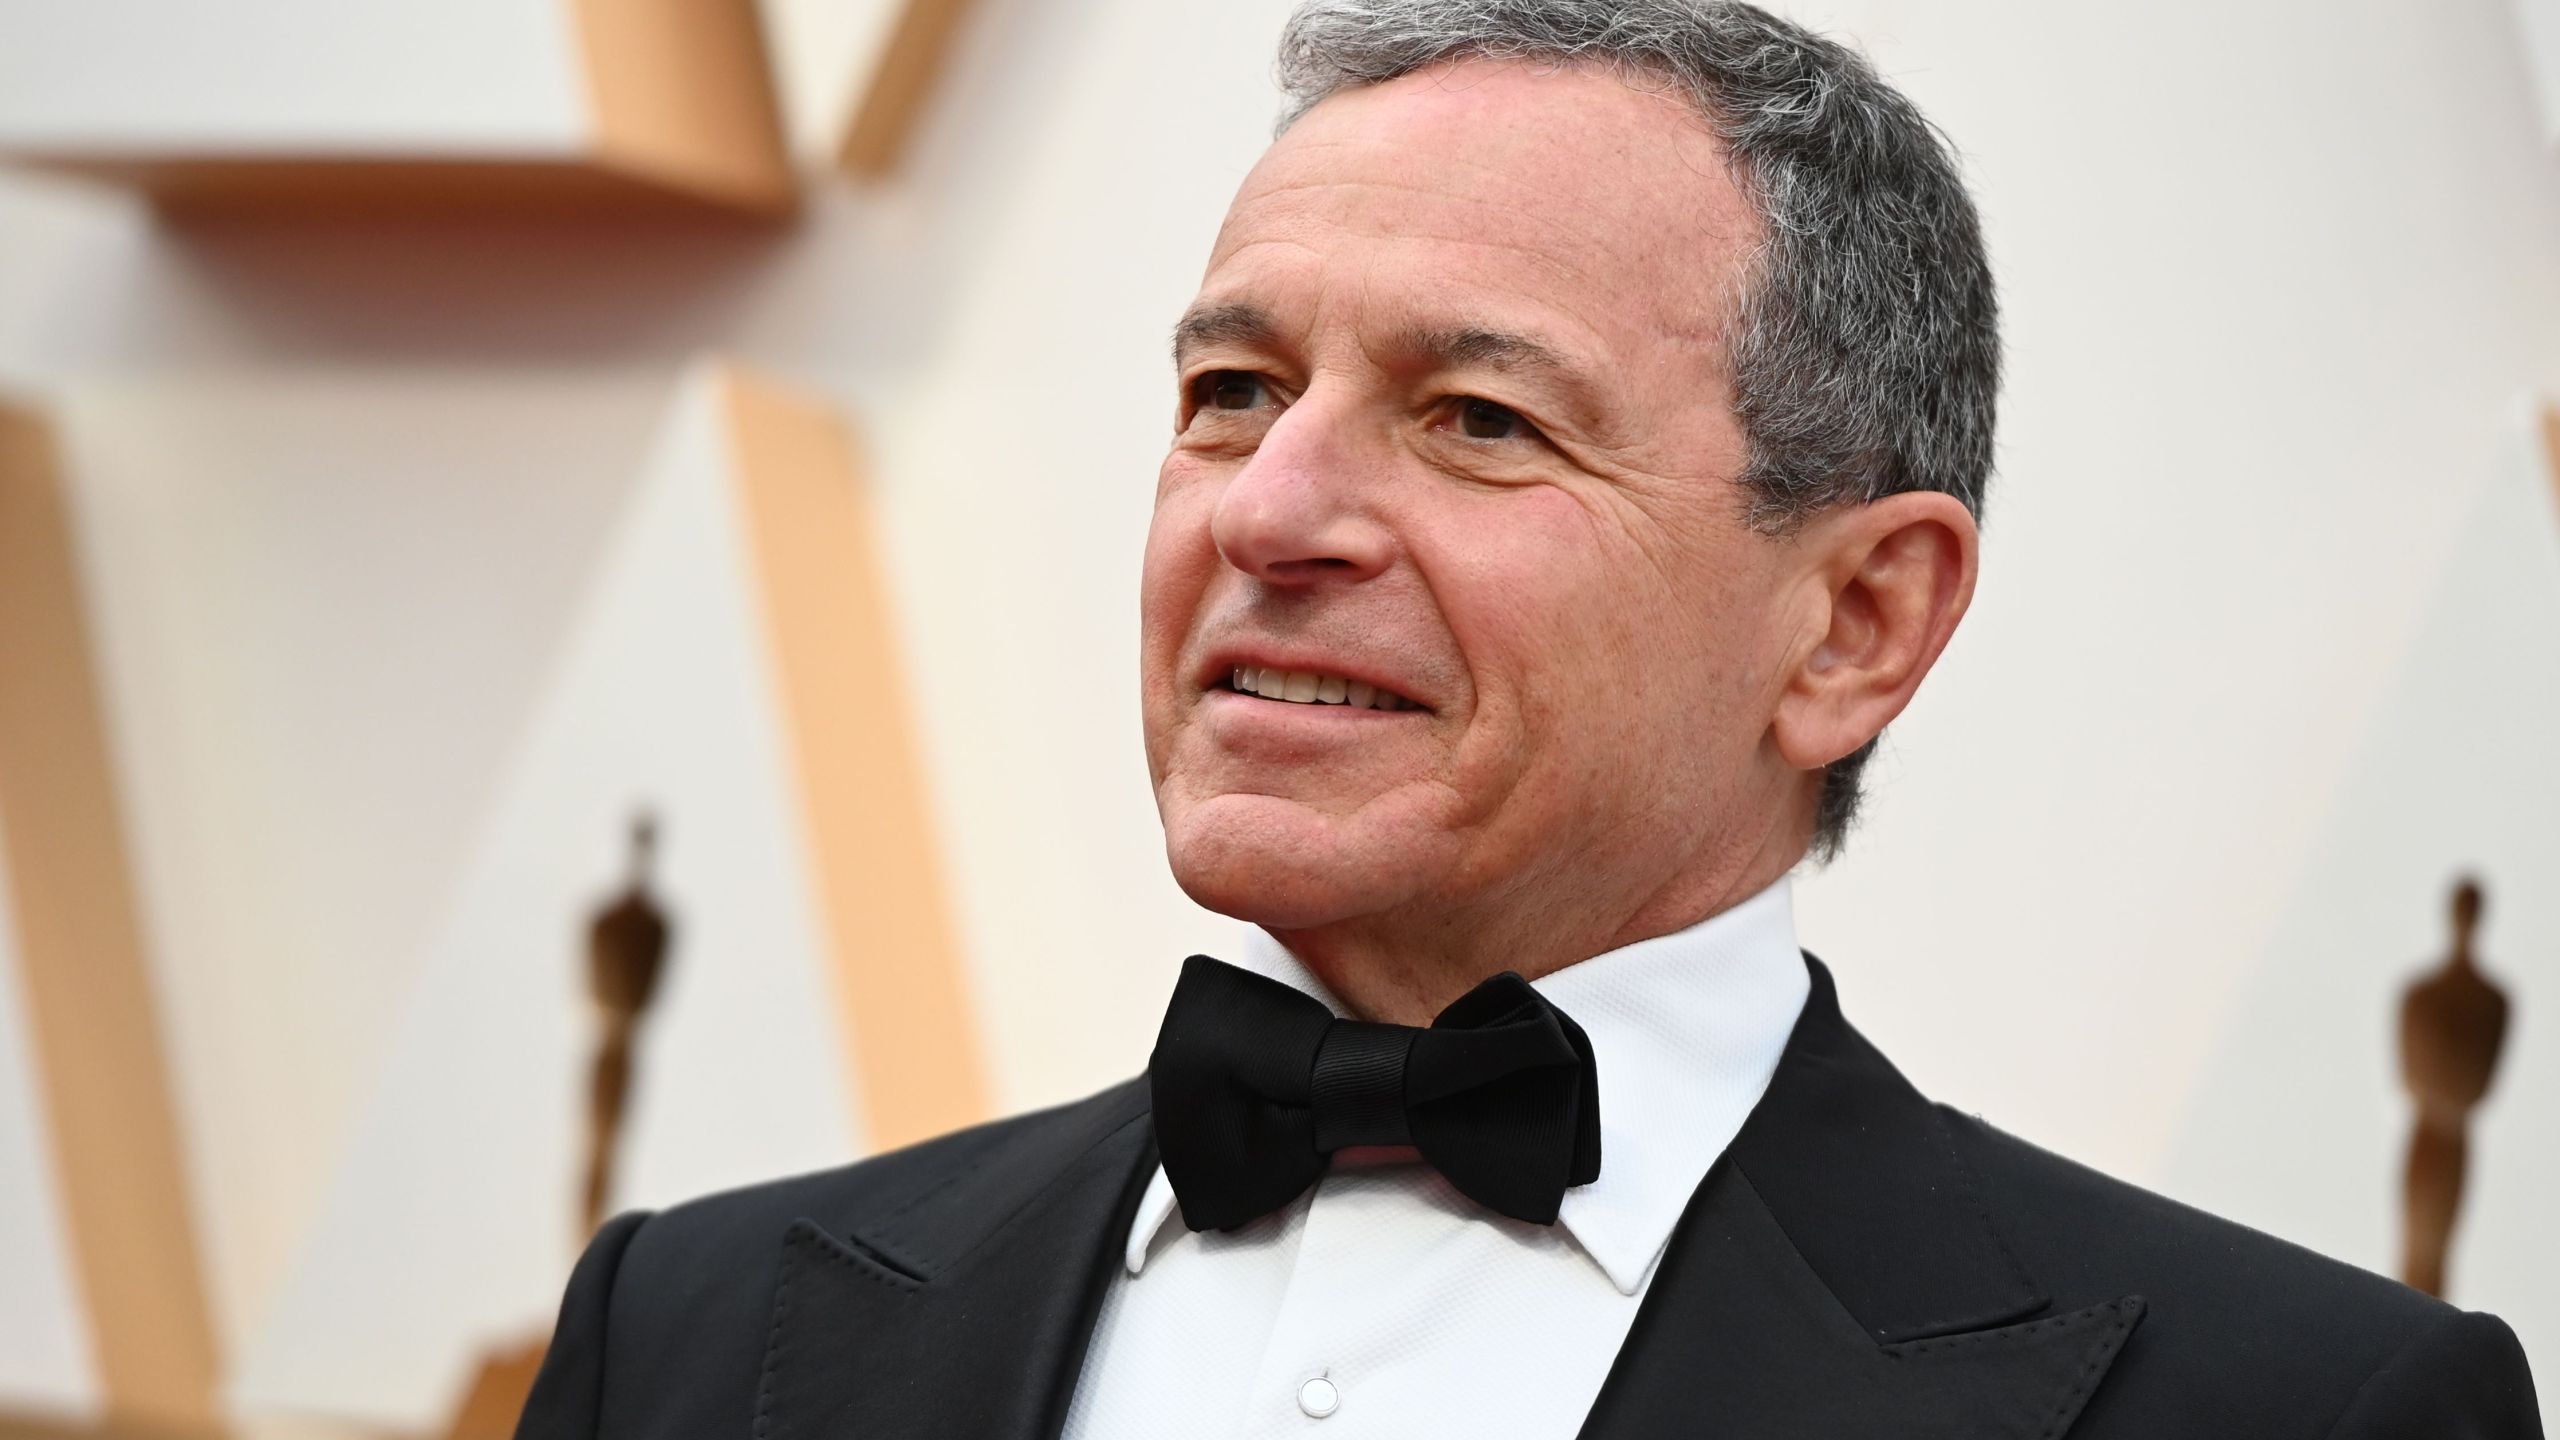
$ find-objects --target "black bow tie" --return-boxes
[1148,955,1602,1231]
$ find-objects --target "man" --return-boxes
[518,2,2543,1435]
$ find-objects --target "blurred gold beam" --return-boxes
[716,367,988,1150]
[838,0,985,180]
[2540,401,2560,521]
[570,0,796,214]
[0,1416,94,1440]
[0,404,222,1433]
[0,1415,219,1440]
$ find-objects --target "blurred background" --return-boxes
[0,0,2555,1434]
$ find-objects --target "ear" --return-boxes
[1770,491,1979,773]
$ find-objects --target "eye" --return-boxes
[1454,397,1532,441]
[1194,370,1269,412]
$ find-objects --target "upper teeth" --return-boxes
[1232,666,1411,710]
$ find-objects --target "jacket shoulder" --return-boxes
[1945,1108,2538,1436]
[1947,1107,2440,1327]
[623,1075,1149,1288]
[555,1078,1148,1439]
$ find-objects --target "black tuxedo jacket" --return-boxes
[516,960,2541,1438]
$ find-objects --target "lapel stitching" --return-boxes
[1906,1100,2043,1336]
[1878,1296,2150,1440]
[753,1222,928,1440]
[780,1217,927,1291]
[2025,1297,2146,1439]
[1871,1296,2149,1440]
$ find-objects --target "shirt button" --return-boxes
[1297,1376,1341,1419]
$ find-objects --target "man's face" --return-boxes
[1141,60,1817,962]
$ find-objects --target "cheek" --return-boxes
[1432,487,1681,693]
[1138,461,1220,670]
[1425,486,1752,789]
[1423,489,1658,764]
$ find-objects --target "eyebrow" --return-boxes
[1171,302,1278,368]
[1174,307,1580,382]
[1402,324,1578,381]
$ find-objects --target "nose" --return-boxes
[1208,394,1395,586]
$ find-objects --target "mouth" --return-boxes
[1217,665,1422,713]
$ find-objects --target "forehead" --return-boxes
[1200,58,1758,357]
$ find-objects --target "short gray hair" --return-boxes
[1274,0,1999,859]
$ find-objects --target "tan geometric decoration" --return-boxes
[0,401,221,1435]
[837,0,986,179]
[721,366,988,1147]
[0,0,794,217]
[440,1340,547,1440]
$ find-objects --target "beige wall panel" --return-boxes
[2522,0,2560,144]
[0,0,794,217]
[56,373,677,1363]
[720,367,986,1149]
[754,0,906,163]
[0,404,218,1432]
[1767,0,2560,1191]
[232,366,857,1429]
[2158,419,2560,1370]
[0,1,587,150]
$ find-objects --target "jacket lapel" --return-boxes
[753,961,2144,1439]
[1578,959,2144,1439]
[753,1079,1157,1440]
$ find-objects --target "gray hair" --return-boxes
[1273,0,1999,859]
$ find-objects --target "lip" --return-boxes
[1200,688,1419,725]
[1196,648,1430,712]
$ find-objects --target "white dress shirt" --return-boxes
[1061,878,1811,1439]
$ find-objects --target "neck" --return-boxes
[1276,834,1805,1025]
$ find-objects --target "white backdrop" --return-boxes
[0,0,2553,1429]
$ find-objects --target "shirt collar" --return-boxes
[1125,877,1811,1296]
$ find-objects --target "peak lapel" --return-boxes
[1578,1164,2143,1439]
[1579,960,2145,1439]
[753,1081,1156,1440]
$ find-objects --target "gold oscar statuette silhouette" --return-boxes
[582,812,675,1237]
[2397,876,2511,1299]
[444,813,675,1440]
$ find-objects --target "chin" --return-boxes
[1161,791,1429,931]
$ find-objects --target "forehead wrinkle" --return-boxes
[1213,229,1651,372]
[1241,89,1750,256]
[1215,169,1731,361]
[1226,171,1623,274]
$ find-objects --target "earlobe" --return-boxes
[1770,493,1979,772]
